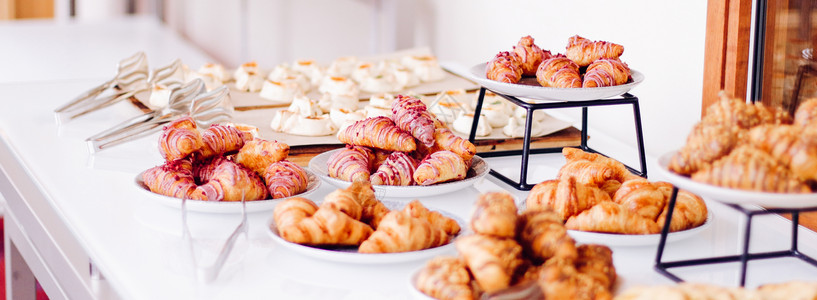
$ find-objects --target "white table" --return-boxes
[2,16,817,300]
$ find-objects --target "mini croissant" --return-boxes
[273,197,373,246]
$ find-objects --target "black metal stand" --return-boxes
[654,187,817,286]
[468,87,648,190]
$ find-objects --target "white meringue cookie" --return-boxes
[369,93,395,108]
[477,94,514,116]
[287,94,323,117]
[503,117,545,138]
[198,63,229,83]
[453,112,491,137]
[390,65,420,89]
[234,61,266,92]
[318,76,359,97]
[513,107,547,123]
[259,79,304,103]
[329,108,365,128]
[270,110,337,136]
[224,122,260,138]
[326,56,359,77]
[292,59,325,86]
[481,106,511,128]
[319,92,359,112]
[148,83,173,108]
[268,65,311,92]
[359,72,402,93]
[428,98,467,123]
[401,55,445,82]
[351,62,376,83]
[362,104,392,118]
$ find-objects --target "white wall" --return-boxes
[164,0,708,163]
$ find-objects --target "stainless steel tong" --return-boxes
[181,192,248,283]
[85,78,234,153]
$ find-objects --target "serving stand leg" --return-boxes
[469,87,647,190]
[654,187,817,286]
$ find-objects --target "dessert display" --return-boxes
[326,94,478,186]
[668,92,816,193]
[527,147,708,234]
[486,35,632,88]
[614,281,817,299]
[414,192,617,299]
[140,116,311,201]
[271,181,461,253]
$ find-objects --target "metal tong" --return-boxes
[181,192,248,283]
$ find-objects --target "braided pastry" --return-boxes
[582,58,631,87]
[536,54,582,88]
[193,156,268,201]
[263,160,309,199]
[486,51,523,84]
[326,145,374,182]
[565,35,624,67]
[337,116,417,152]
[513,35,551,76]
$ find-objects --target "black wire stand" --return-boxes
[655,187,817,286]
[468,87,648,190]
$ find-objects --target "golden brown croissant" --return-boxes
[565,202,661,234]
[582,58,631,87]
[273,197,373,246]
[612,178,666,221]
[344,181,391,228]
[517,209,578,264]
[321,185,365,220]
[526,177,612,222]
[413,150,469,185]
[358,209,449,253]
[748,124,817,181]
[455,234,525,294]
[391,95,438,147]
[513,35,551,76]
[403,200,461,236]
[794,98,817,128]
[575,244,617,290]
[470,192,518,238]
[668,121,744,175]
[370,151,417,186]
[486,51,523,84]
[691,145,811,193]
[537,258,613,300]
[564,35,624,67]
[263,160,309,199]
[327,145,374,182]
[415,256,477,300]
[535,54,582,88]
[198,123,251,159]
[430,127,477,163]
[193,156,268,201]
[234,138,290,176]
[562,147,641,182]
[371,148,392,171]
[158,117,203,161]
[557,160,618,187]
[702,92,790,128]
[337,116,417,152]
[142,158,206,200]
[656,186,708,232]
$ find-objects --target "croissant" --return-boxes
[582,58,631,88]
[142,158,205,200]
[656,187,708,232]
[470,192,518,238]
[535,54,582,88]
[337,116,417,152]
[703,92,789,129]
[402,200,461,236]
[513,35,551,76]
[264,160,309,199]
[668,121,744,175]
[537,258,613,300]
[794,97,817,128]
[370,151,417,186]
[193,156,268,201]
[557,160,619,188]
[562,147,640,182]
[413,150,469,185]
[158,117,203,161]
[327,145,374,182]
[517,209,578,264]
[198,123,250,159]
[273,197,373,246]
[429,127,477,163]
[575,244,617,290]
[748,124,817,181]
[455,234,525,294]
[391,95,438,147]
[565,202,661,234]
[564,35,624,67]
[486,51,523,84]
[691,145,811,193]
[415,256,476,300]
[234,138,290,176]
[612,178,666,221]
[526,177,611,222]
[371,148,392,171]
[358,210,449,253]
[321,185,365,220]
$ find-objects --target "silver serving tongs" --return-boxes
[85,78,207,153]
[55,52,150,124]
[181,191,248,283]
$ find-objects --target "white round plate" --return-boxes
[467,62,644,102]
[134,169,320,214]
[268,200,463,264]
[567,212,713,247]
[308,149,489,199]
[656,151,817,209]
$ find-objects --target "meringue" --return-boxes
[270,110,337,136]
[318,92,359,112]
[481,106,511,128]
[148,83,174,108]
[292,59,325,87]
[318,76,360,98]
[326,56,359,77]
[287,94,323,117]
[359,72,402,93]
[186,63,228,91]
[369,93,396,108]
[234,61,265,92]
[453,112,491,137]
[503,116,545,138]
[329,108,365,128]
[513,107,547,124]
[259,79,304,104]
[401,55,445,82]
[362,104,392,118]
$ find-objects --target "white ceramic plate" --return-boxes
[268,200,463,264]
[466,62,644,102]
[567,212,713,247]
[656,151,817,209]
[134,169,320,214]
[308,149,489,199]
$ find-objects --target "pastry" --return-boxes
[326,145,374,182]
[391,94,438,147]
[565,35,624,67]
[668,121,744,175]
[562,147,641,182]
[402,200,460,236]
[517,209,578,264]
[328,108,366,130]
[264,160,309,199]
[575,244,617,290]
[565,201,661,234]
[186,63,228,90]
[158,117,202,161]
[455,234,525,294]
[326,56,359,77]
[691,145,811,193]
[358,209,449,253]
[286,94,324,117]
[413,150,469,185]
[273,197,373,246]
[415,257,476,300]
[470,192,518,238]
[269,110,337,136]
[193,156,268,201]
[267,64,312,92]
[198,123,251,159]
[337,116,417,152]
[794,97,817,128]
[557,160,619,187]
[486,51,523,84]
[526,177,611,222]
[370,151,417,186]
[538,258,613,300]
[142,158,205,200]
[535,54,582,88]
[748,124,817,181]
[234,138,290,175]
[656,186,708,232]
[513,35,551,76]
[429,127,477,163]
[344,181,390,228]
[318,76,360,98]
[612,178,666,221]
[583,58,631,87]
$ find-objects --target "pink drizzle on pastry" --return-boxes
[392,95,436,147]
[371,152,417,186]
[264,160,309,199]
